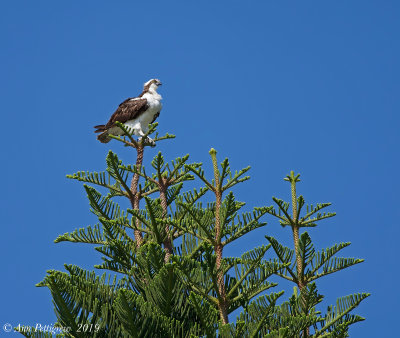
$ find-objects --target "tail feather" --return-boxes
[94,124,106,133]
[97,131,111,143]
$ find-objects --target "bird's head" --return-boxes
[144,79,162,92]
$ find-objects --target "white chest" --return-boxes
[123,91,162,135]
[142,92,162,112]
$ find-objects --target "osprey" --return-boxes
[94,79,162,144]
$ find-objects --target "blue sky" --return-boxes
[1,1,399,336]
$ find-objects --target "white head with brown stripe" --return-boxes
[142,79,162,94]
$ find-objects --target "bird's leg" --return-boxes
[138,130,155,147]
[146,137,156,147]
[137,130,145,143]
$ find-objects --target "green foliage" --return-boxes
[34,125,368,337]
[314,293,370,336]
[55,224,106,245]
[264,172,369,336]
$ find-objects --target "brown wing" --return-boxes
[104,98,149,129]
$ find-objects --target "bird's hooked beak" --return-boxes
[156,81,162,86]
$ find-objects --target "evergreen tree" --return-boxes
[20,123,368,337]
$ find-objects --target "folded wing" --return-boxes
[94,98,149,133]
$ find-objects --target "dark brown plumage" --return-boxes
[94,98,148,132]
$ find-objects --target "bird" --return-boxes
[94,79,162,144]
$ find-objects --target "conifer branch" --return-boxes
[309,242,351,275]
[141,187,159,198]
[307,257,364,282]
[66,171,127,197]
[120,164,158,185]
[165,154,190,183]
[300,212,336,227]
[230,282,278,306]
[176,202,215,242]
[153,131,176,142]
[114,122,139,147]
[165,218,207,241]
[130,145,145,246]
[285,171,304,289]
[176,263,219,306]
[143,197,163,243]
[301,202,332,220]
[100,218,136,246]
[109,134,137,148]
[127,208,151,230]
[272,197,293,225]
[298,232,315,278]
[159,184,173,262]
[263,204,292,226]
[184,164,215,191]
[222,207,269,246]
[314,293,370,336]
[209,148,229,325]
[227,246,269,298]
[266,236,298,282]
[55,224,107,245]
[106,151,135,200]
[222,166,251,191]
[188,293,219,336]
[285,171,311,336]
[84,185,127,220]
